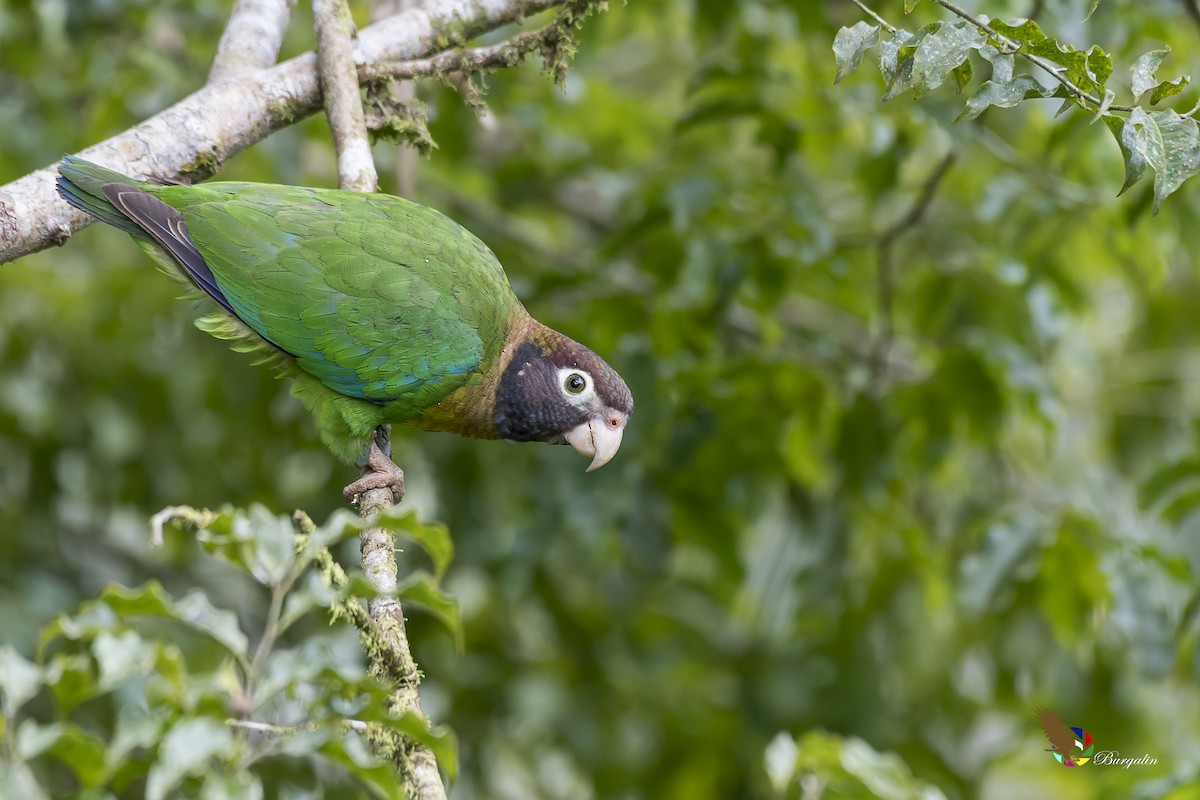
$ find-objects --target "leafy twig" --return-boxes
[928,0,1134,112]
[850,0,1135,113]
[849,0,896,34]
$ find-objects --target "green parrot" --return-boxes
[56,156,632,500]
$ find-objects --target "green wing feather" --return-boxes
[152,182,519,421]
[57,158,522,462]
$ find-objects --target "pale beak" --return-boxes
[563,413,627,471]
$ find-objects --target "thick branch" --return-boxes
[0,0,561,265]
[315,0,379,191]
[209,0,297,82]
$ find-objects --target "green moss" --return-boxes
[178,149,221,182]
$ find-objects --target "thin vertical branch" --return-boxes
[313,2,443,797]
[314,0,379,192]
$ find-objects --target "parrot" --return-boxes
[56,156,632,501]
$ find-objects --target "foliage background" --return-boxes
[2,0,1200,797]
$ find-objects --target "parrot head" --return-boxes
[493,336,633,471]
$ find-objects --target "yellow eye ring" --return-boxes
[565,373,587,393]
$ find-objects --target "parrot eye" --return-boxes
[556,367,595,403]
[564,373,587,394]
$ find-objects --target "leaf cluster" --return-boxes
[834,5,1198,211]
[1,506,459,798]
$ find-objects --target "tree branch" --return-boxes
[209,0,297,82]
[0,0,562,265]
[311,7,440,788]
[360,25,550,82]
[315,0,379,192]
[870,151,956,389]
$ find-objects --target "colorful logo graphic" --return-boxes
[1035,707,1095,767]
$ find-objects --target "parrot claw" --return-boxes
[344,441,405,505]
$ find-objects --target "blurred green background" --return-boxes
[3,0,1200,797]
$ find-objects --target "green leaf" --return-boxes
[1086,45,1113,86]
[200,772,264,800]
[192,505,297,586]
[1087,0,1102,19]
[317,733,405,799]
[46,723,108,787]
[990,19,1104,100]
[99,582,250,665]
[278,572,338,632]
[1125,107,1200,213]
[92,630,156,690]
[1151,76,1189,105]
[1131,48,1170,102]
[950,59,972,94]
[833,22,880,85]
[373,509,454,580]
[0,762,47,800]
[240,504,297,586]
[904,0,920,10]
[883,24,942,102]
[396,573,464,651]
[173,591,251,663]
[389,712,459,780]
[989,18,1045,48]
[909,21,984,98]
[1139,458,1200,509]
[1103,114,1149,194]
[15,720,61,759]
[878,29,914,86]
[979,44,1013,83]
[305,508,365,551]
[0,646,42,717]
[107,706,170,776]
[1161,485,1200,523]
[42,654,96,715]
[145,718,235,800]
[1128,46,1190,104]
[954,76,1047,122]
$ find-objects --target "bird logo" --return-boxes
[1035,706,1095,767]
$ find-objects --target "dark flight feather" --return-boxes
[99,184,238,319]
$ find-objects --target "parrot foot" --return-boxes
[344,441,405,505]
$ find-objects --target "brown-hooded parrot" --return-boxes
[56,156,632,500]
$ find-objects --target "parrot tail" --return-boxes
[56,155,148,239]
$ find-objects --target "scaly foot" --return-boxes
[343,440,405,505]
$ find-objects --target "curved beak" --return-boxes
[563,413,627,472]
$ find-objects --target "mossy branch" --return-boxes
[360,0,609,112]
